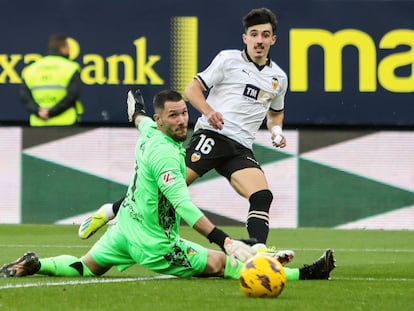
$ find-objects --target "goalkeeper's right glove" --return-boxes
[127,89,146,122]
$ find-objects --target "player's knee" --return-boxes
[82,253,109,276]
[203,251,226,276]
[249,189,273,212]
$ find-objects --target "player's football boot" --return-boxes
[78,205,110,239]
[1,252,40,277]
[299,249,336,280]
[256,246,295,266]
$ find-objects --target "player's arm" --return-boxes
[48,72,81,117]
[266,109,286,148]
[184,79,224,130]
[194,214,255,263]
[20,81,41,114]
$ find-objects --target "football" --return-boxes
[239,255,286,298]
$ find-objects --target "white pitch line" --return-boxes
[0,275,176,290]
[2,275,413,290]
[333,277,414,282]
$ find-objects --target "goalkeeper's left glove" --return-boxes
[127,89,146,122]
[223,238,255,267]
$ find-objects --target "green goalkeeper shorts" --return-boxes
[89,224,209,278]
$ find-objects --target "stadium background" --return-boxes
[0,0,413,228]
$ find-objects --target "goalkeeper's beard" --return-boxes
[169,126,188,142]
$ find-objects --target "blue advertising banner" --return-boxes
[0,0,413,126]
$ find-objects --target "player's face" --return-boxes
[243,23,276,66]
[156,100,189,142]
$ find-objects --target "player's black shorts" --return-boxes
[185,129,262,181]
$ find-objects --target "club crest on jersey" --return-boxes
[243,84,260,100]
[191,152,201,162]
[272,77,279,90]
[161,171,175,186]
[187,246,198,255]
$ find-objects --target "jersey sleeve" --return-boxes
[138,116,155,133]
[196,51,226,90]
[147,141,204,227]
[270,73,288,112]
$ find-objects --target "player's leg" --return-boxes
[40,224,136,277]
[0,251,108,278]
[39,252,110,276]
[224,249,336,281]
[1,225,137,278]
[220,156,295,265]
[186,132,293,264]
[210,142,273,246]
[78,197,125,239]
[201,243,298,280]
[199,248,335,281]
[230,167,272,245]
[230,169,295,264]
[202,249,227,277]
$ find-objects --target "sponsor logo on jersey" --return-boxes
[191,152,201,162]
[243,84,260,100]
[161,171,175,186]
[272,77,279,90]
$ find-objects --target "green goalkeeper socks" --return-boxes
[39,255,96,276]
[224,256,243,279]
[223,256,300,281]
[284,267,300,280]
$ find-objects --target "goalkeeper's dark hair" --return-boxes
[153,89,183,111]
[243,7,278,34]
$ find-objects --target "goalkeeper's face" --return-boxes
[155,99,189,142]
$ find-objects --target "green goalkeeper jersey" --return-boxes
[117,117,204,255]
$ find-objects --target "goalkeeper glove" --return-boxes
[238,237,259,246]
[223,238,255,267]
[127,89,146,122]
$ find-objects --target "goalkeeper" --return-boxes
[0,89,256,279]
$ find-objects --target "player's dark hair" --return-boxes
[153,89,183,111]
[243,8,278,34]
[48,34,68,54]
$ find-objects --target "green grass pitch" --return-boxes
[0,225,413,311]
